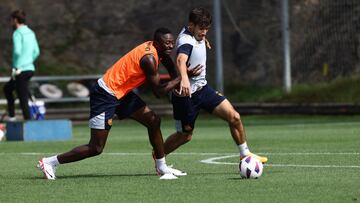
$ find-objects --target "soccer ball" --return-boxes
[239,156,263,179]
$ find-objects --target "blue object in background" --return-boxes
[6,120,72,141]
[28,100,45,120]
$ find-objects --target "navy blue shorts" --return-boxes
[89,83,146,130]
[171,85,225,132]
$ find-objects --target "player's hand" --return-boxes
[175,77,191,97]
[187,64,203,77]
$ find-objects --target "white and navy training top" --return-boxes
[175,26,208,93]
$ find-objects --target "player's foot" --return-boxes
[152,150,187,176]
[37,158,56,180]
[166,166,187,176]
[156,165,187,176]
[159,173,178,180]
[241,152,268,164]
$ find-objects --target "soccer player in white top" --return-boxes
[164,7,268,168]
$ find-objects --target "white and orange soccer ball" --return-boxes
[239,155,263,179]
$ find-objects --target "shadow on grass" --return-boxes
[28,172,241,180]
[60,173,156,179]
[29,173,156,180]
[228,177,262,181]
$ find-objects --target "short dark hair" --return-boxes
[11,10,26,24]
[153,27,172,42]
[189,7,212,27]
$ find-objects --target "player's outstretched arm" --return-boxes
[176,53,191,97]
[140,54,180,98]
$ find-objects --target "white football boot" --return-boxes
[152,150,187,177]
[37,158,56,180]
[157,165,187,177]
[156,165,178,180]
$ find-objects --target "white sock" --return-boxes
[43,155,60,167]
[155,157,167,169]
[239,142,250,157]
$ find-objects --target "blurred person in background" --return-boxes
[3,10,40,121]
[163,7,268,172]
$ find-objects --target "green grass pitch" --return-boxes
[0,115,359,202]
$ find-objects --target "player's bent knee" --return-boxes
[184,134,192,142]
[178,132,192,143]
[229,111,241,126]
[183,125,193,133]
[89,144,104,156]
[182,126,193,142]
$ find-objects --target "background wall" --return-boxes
[1,0,359,88]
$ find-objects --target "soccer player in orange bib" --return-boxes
[37,28,188,180]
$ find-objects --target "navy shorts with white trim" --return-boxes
[171,84,225,132]
[89,83,146,130]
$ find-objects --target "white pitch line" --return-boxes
[0,152,223,156]
[0,152,359,156]
[261,152,360,156]
[200,154,360,168]
[1,152,359,168]
[267,164,360,168]
[200,155,238,165]
[280,121,360,127]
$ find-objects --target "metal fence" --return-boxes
[0,75,101,105]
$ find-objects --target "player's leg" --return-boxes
[57,129,109,163]
[130,105,165,158]
[15,71,33,120]
[164,124,193,155]
[212,99,268,163]
[3,79,16,119]
[164,93,198,155]
[37,129,109,180]
[130,105,186,176]
[37,81,116,180]
[57,82,114,162]
[212,99,245,144]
